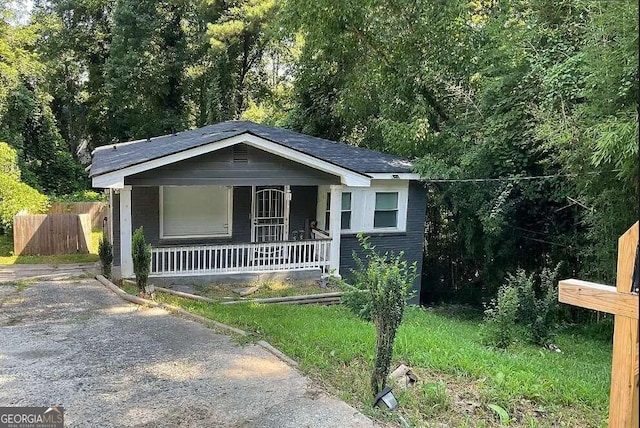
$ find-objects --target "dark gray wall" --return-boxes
[289,186,318,237]
[339,181,426,302]
[125,144,340,186]
[130,186,252,247]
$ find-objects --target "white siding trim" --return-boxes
[329,185,342,276]
[367,172,420,180]
[92,133,371,188]
[119,186,133,278]
[317,180,409,234]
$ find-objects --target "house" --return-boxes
[90,121,426,298]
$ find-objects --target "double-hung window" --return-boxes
[373,192,398,228]
[160,185,232,238]
[324,191,352,231]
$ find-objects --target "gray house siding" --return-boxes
[125,144,340,187]
[339,181,426,301]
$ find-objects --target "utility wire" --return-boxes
[422,170,621,183]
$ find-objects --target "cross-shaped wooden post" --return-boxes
[559,222,639,428]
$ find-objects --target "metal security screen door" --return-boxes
[252,186,290,242]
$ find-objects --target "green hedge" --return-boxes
[0,173,49,232]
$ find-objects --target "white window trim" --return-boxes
[373,191,400,230]
[159,186,233,239]
[341,192,353,232]
[317,180,409,234]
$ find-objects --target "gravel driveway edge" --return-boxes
[95,275,299,367]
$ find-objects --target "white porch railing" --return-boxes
[150,239,331,277]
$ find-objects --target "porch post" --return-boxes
[119,186,134,278]
[329,184,342,276]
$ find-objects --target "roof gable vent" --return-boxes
[233,144,249,163]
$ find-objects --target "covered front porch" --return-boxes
[149,231,331,277]
[114,182,345,280]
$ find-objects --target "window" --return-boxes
[324,191,352,230]
[161,186,232,238]
[324,192,331,231]
[374,192,398,228]
[341,192,352,229]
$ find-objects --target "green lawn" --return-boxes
[0,231,101,265]
[140,289,611,427]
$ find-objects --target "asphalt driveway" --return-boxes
[0,278,374,427]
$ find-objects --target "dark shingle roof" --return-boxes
[90,121,413,177]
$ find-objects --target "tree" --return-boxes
[347,235,416,397]
[0,5,87,195]
[0,142,49,233]
[132,226,151,296]
[206,0,282,119]
[106,0,188,141]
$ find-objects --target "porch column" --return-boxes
[119,186,134,278]
[329,184,342,276]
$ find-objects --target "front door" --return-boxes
[251,186,290,242]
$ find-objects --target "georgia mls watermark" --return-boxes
[0,407,64,428]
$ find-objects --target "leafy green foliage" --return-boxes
[348,235,417,397]
[481,266,560,348]
[0,143,49,232]
[51,190,106,203]
[0,7,87,195]
[0,142,21,180]
[341,284,373,322]
[0,173,50,232]
[131,226,151,293]
[98,234,113,279]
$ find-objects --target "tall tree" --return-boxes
[0,4,85,195]
[106,0,188,141]
[207,0,279,119]
[34,0,114,152]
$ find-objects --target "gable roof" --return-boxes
[90,121,414,178]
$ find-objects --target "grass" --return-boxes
[131,287,611,427]
[191,279,338,301]
[0,231,101,265]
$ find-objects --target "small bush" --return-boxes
[481,266,560,348]
[51,190,106,203]
[341,282,373,321]
[98,234,113,279]
[132,227,151,294]
[0,173,49,233]
[346,234,417,398]
[0,142,21,180]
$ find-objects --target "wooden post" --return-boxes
[558,222,639,428]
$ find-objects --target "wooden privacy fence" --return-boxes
[13,213,92,255]
[48,202,107,231]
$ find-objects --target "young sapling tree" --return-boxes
[131,226,152,297]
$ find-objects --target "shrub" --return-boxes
[346,235,417,398]
[132,227,151,295]
[341,281,373,321]
[98,234,113,279]
[0,142,21,180]
[481,266,560,348]
[51,190,106,203]
[0,173,49,233]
